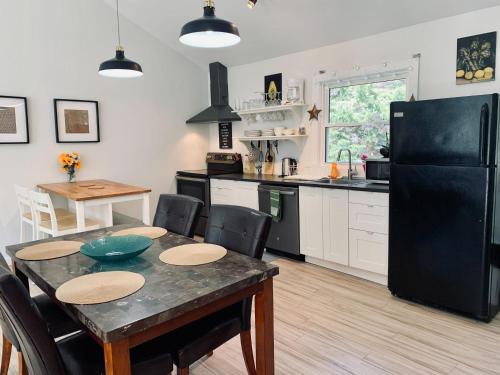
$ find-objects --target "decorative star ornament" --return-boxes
[307,104,322,121]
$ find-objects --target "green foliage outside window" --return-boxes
[326,79,406,162]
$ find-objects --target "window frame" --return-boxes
[315,58,419,165]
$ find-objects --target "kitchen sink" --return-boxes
[312,178,366,185]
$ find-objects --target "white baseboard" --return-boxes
[305,256,388,285]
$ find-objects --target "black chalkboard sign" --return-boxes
[219,122,232,149]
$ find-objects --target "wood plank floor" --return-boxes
[5,258,500,374]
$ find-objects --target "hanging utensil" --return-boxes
[266,141,272,162]
[273,140,279,156]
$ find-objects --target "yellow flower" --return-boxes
[75,161,81,169]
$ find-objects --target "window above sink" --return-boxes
[315,58,420,164]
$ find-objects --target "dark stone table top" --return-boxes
[6,225,279,343]
[211,173,390,193]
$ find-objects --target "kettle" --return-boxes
[281,157,298,176]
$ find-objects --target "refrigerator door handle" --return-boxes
[480,103,489,165]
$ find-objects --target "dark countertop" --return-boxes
[211,173,390,193]
[7,225,279,342]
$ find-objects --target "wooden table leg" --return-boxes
[0,335,12,375]
[18,352,28,375]
[12,262,29,290]
[255,278,274,375]
[104,339,131,375]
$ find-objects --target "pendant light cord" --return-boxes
[116,0,122,49]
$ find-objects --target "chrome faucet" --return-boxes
[337,149,357,180]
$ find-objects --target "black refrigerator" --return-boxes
[389,94,500,321]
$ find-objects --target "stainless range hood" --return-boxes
[186,62,241,124]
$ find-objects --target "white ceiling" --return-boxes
[105,0,499,68]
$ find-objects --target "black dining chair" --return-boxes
[0,265,174,375]
[0,255,80,375]
[167,205,272,375]
[153,194,204,238]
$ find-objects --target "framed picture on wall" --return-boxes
[456,31,497,85]
[54,99,100,143]
[0,95,29,144]
[264,73,282,103]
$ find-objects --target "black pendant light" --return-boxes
[99,0,143,78]
[179,0,240,48]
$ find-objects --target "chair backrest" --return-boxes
[204,205,272,260]
[0,255,21,352]
[0,266,66,375]
[15,185,33,220]
[153,194,204,238]
[30,191,58,233]
[205,205,272,331]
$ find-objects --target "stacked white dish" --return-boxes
[244,130,262,137]
[261,129,275,137]
[283,128,297,136]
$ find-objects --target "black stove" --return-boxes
[176,153,243,235]
[177,169,230,178]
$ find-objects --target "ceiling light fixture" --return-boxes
[247,0,257,9]
[99,0,143,78]
[179,0,240,48]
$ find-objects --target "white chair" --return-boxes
[30,191,100,238]
[15,185,36,242]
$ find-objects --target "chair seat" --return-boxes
[33,294,80,338]
[39,215,100,231]
[57,332,173,375]
[167,303,243,368]
[23,208,73,222]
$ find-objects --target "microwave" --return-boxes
[365,158,390,183]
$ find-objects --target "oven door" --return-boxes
[175,176,210,217]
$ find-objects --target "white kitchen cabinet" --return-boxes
[233,181,259,210]
[349,190,388,207]
[322,189,349,265]
[349,203,388,234]
[349,229,388,275]
[299,187,324,258]
[210,179,258,209]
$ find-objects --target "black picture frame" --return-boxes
[0,95,29,144]
[264,73,283,102]
[219,122,233,149]
[456,31,497,85]
[54,99,100,143]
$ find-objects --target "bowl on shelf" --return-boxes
[80,235,153,262]
[282,128,297,136]
[273,127,286,136]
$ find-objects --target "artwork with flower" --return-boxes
[59,152,81,182]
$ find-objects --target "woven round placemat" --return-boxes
[159,243,227,266]
[16,241,84,261]
[112,226,167,240]
[55,271,145,305]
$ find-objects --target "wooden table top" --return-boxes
[37,179,151,201]
[6,225,279,343]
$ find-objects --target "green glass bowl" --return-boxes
[80,235,153,262]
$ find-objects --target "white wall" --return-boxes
[208,6,500,175]
[0,0,209,252]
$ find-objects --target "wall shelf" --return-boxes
[236,134,308,145]
[232,103,307,115]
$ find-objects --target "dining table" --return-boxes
[6,224,279,375]
[37,179,152,232]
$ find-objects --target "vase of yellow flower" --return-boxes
[59,152,81,182]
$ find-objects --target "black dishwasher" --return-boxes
[258,184,302,260]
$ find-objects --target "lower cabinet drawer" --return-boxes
[349,203,388,234]
[348,229,388,275]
